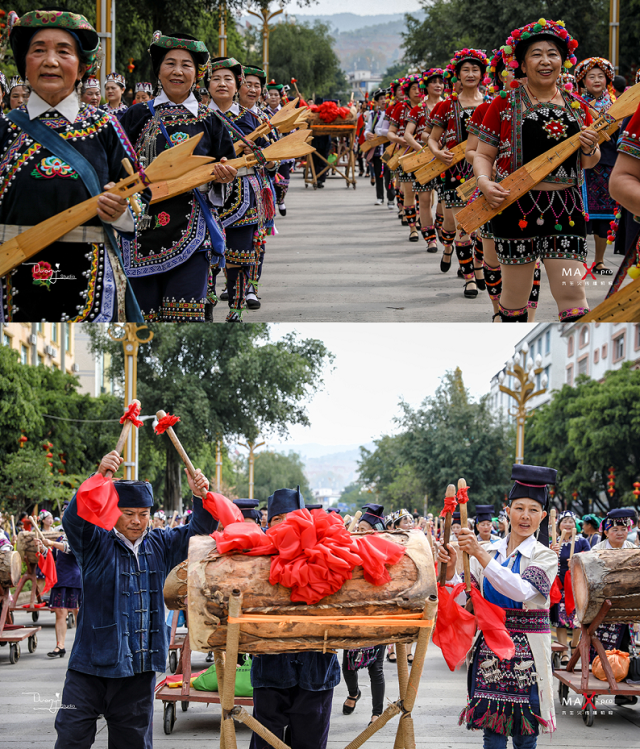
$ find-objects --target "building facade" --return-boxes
[0,322,78,374]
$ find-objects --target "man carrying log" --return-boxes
[249,486,340,749]
[54,451,215,749]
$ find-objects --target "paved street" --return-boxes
[236,168,622,323]
[2,606,639,748]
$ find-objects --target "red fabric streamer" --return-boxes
[120,402,143,428]
[549,576,562,605]
[469,587,516,661]
[76,473,121,530]
[440,495,458,518]
[564,571,575,615]
[37,551,57,594]
[433,582,477,670]
[154,414,180,434]
[456,486,470,504]
[202,492,244,527]
[209,508,405,605]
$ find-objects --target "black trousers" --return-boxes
[249,685,334,749]
[371,156,394,202]
[312,135,332,184]
[54,669,155,749]
[342,645,386,717]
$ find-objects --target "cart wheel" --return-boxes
[31,611,39,623]
[9,642,20,664]
[552,652,561,670]
[181,701,189,712]
[163,702,175,735]
[168,650,177,674]
[558,681,569,702]
[67,612,75,629]
[28,634,37,653]
[582,700,595,727]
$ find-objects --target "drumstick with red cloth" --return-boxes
[457,478,471,593]
[154,410,205,497]
[438,484,457,586]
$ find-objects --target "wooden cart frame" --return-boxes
[304,124,357,190]
[9,559,52,623]
[0,584,41,664]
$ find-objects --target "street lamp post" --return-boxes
[247,4,284,79]
[215,439,223,492]
[498,341,548,465]
[239,440,265,499]
[218,2,227,57]
[108,323,154,479]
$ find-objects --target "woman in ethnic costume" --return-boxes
[549,511,590,665]
[439,464,559,749]
[6,75,29,110]
[428,49,489,298]
[575,57,619,276]
[388,73,424,242]
[404,68,444,251]
[119,33,237,322]
[0,9,140,323]
[80,76,101,107]
[102,72,128,117]
[263,81,292,215]
[208,57,277,320]
[473,19,600,322]
[386,80,406,222]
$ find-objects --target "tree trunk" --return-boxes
[165,446,182,513]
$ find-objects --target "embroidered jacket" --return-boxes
[619,104,640,160]
[428,97,481,150]
[388,101,412,136]
[466,101,491,138]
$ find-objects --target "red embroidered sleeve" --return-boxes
[406,105,422,125]
[466,102,490,138]
[476,96,507,148]
[429,99,451,130]
[619,104,640,160]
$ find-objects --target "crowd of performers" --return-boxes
[356,18,640,322]
[0,9,301,323]
[4,452,638,749]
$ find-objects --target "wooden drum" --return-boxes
[16,531,40,565]
[0,547,21,588]
[570,548,640,624]
[185,530,437,654]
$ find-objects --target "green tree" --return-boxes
[233,450,311,502]
[86,324,331,511]
[358,434,423,512]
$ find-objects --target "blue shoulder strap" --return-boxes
[7,109,143,322]
[147,101,225,265]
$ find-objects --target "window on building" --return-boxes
[613,333,625,362]
[577,356,588,376]
[537,338,542,357]
[544,365,550,387]
[545,330,551,355]
[594,349,600,364]
[567,335,574,356]
[36,323,44,335]
[20,344,28,365]
[635,324,640,350]
[65,323,72,352]
[51,323,58,343]
[602,343,608,359]
[38,354,44,366]
[567,364,574,386]
[579,326,589,348]
[2,333,10,347]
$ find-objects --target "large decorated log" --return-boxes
[570,548,640,624]
[16,531,40,565]
[185,530,437,654]
[0,547,21,588]
[164,559,188,610]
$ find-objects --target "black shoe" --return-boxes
[246,286,261,310]
[219,288,229,301]
[278,203,286,216]
[47,647,66,658]
[342,689,361,715]
[464,280,479,299]
[440,248,454,273]
[593,262,613,276]
[317,183,325,188]
[204,302,215,322]
[615,695,638,706]
[226,311,243,323]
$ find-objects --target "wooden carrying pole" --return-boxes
[348,511,362,532]
[156,410,206,498]
[438,484,457,585]
[549,508,557,546]
[458,478,471,592]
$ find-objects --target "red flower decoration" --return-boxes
[120,402,143,428]
[157,211,170,227]
[518,219,528,230]
[32,261,53,281]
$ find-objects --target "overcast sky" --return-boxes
[262,324,531,452]
[290,0,422,15]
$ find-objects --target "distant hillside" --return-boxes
[291,13,408,33]
[272,442,374,492]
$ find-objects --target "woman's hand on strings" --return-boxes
[212,158,238,184]
[479,178,510,209]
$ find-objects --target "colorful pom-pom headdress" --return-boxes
[558,72,577,92]
[574,57,617,100]
[501,19,578,79]
[421,67,444,90]
[444,48,490,96]
[401,72,423,95]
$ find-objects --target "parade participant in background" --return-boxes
[311,96,333,189]
[497,510,509,539]
[438,464,558,748]
[404,68,444,250]
[581,513,602,547]
[55,451,215,749]
[39,508,56,532]
[0,9,140,323]
[208,57,277,320]
[262,79,292,217]
[119,33,237,322]
[152,510,165,529]
[387,73,423,242]
[429,49,489,298]
[386,79,406,219]
[393,508,415,531]
[133,81,152,104]
[250,486,340,749]
[549,511,590,665]
[42,502,81,658]
[233,498,262,524]
[6,75,29,109]
[364,89,395,207]
[357,503,386,532]
[80,75,101,107]
[575,57,619,276]
[450,510,462,540]
[475,505,497,543]
[473,20,599,322]
[103,72,128,117]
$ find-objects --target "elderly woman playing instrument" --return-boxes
[438,464,559,749]
[0,9,142,322]
[473,20,600,322]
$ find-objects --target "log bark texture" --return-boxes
[186,530,437,654]
[164,560,188,610]
[16,531,39,565]
[570,548,640,624]
[0,548,21,587]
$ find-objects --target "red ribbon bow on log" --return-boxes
[440,494,458,518]
[154,413,180,434]
[456,486,470,504]
[120,401,143,428]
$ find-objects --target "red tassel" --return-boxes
[262,186,275,221]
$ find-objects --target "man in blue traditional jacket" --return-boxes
[249,486,340,749]
[55,450,215,749]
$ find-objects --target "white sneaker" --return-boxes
[375,198,384,205]
[387,201,394,209]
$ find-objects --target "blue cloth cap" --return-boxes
[360,502,385,530]
[508,464,557,509]
[234,498,261,522]
[267,486,304,522]
[305,504,323,511]
[475,504,495,522]
[114,480,154,508]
